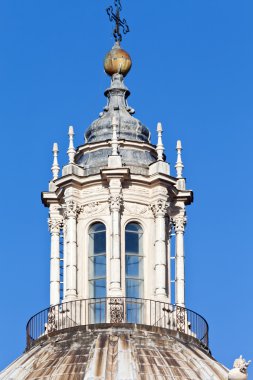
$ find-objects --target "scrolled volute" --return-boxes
[64,200,80,219]
[172,214,187,233]
[48,218,63,234]
[109,194,123,211]
[151,199,169,217]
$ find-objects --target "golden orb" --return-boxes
[104,44,132,77]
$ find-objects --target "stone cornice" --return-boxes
[101,167,130,181]
[42,171,193,208]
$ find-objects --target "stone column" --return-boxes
[109,179,123,296]
[152,199,168,298]
[167,219,173,303]
[48,218,62,306]
[173,213,186,307]
[64,200,78,300]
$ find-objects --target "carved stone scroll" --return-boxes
[176,306,185,333]
[151,199,169,218]
[110,298,124,323]
[46,306,57,333]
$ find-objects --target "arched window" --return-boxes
[125,222,144,322]
[89,222,106,322]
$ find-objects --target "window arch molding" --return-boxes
[122,218,146,232]
[84,218,108,235]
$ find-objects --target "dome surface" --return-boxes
[0,324,228,380]
[76,71,156,174]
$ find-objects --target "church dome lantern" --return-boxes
[0,1,250,380]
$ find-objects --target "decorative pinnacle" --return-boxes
[111,115,119,156]
[156,122,164,161]
[175,140,184,178]
[67,126,76,164]
[51,143,60,180]
[106,0,129,42]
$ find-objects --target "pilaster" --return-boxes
[109,179,123,296]
[48,215,63,306]
[172,207,187,307]
[64,200,79,300]
[151,199,169,298]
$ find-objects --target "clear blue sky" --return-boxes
[0,0,252,375]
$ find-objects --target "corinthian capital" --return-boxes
[64,200,79,219]
[151,199,169,217]
[48,218,63,234]
[172,214,187,233]
[109,194,123,212]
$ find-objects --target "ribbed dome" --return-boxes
[76,72,156,174]
[0,324,228,380]
[84,73,150,144]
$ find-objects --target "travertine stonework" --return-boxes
[0,325,228,380]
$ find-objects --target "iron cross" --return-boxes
[106,0,130,42]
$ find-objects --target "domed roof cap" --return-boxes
[85,44,151,144]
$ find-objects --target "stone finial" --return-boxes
[175,140,184,178]
[111,115,119,156]
[67,126,76,164]
[51,143,60,180]
[156,122,164,161]
[228,355,251,380]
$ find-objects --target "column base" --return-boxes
[64,293,77,302]
[108,287,123,298]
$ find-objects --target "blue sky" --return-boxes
[0,0,252,375]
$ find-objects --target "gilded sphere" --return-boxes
[104,46,132,77]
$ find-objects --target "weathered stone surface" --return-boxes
[0,324,228,380]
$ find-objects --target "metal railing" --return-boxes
[26,297,209,350]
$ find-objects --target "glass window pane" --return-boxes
[94,231,106,254]
[90,279,106,298]
[126,279,142,298]
[126,223,141,232]
[125,256,141,277]
[92,223,106,233]
[125,232,139,253]
[89,222,106,301]
[89,301,106,323]
[126,302,143,323]
[92,255,106,277]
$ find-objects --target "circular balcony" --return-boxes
[26,297,209,350]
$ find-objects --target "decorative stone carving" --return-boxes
[48,218,63,234]
[124,202,153,217]
[176,306,185,333]
[65,188,79,197]
[152,187,168,196]
[151,199,169,217]
[46,306,57,333]
[79,201,108,217]
[109,194,123,212]
[172,214,187,233]
[81,186,105,195]
[228,356,251,380]
[64,200,79,219]
[110,298,124,323]
[124,185,149,196]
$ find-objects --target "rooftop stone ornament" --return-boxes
[228,356,251,380]
[105,0,131,77]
